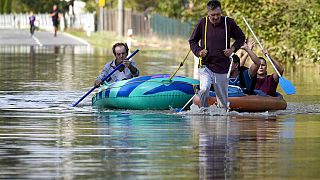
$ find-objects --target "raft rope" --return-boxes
[225,16,235,78]
[225,16,228,51]
[199,16,208,67]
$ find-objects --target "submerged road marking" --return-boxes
[32,35,43,46]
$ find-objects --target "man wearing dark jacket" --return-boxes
[189,0,245,111]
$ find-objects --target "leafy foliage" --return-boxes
[0,0,4,14]
[1,0,318,63]
[176,0,320,63]
[156,0,189,18]
[126,0,155,11]
[3,0,11,13]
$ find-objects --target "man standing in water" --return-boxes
[189,0,245,111]
[49,4,62,37]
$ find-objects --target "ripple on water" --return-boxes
[177,102,320,117]
[1,89,319,117]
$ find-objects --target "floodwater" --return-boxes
[0,45,319,179]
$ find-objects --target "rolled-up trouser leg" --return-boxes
[212,73,229,110]
[198,67,212,107]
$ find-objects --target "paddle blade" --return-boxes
[279,77,296,95]
[176,108,183,112]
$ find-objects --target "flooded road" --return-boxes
[0,45,319,179]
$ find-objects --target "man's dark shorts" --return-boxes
[53,20,59,28]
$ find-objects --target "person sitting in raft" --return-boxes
[94,42,139,87]
[254,48,284,97]
[228,38,261,95]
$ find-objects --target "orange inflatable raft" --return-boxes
[193,95,287,112]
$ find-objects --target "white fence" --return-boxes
[0,13,95,32]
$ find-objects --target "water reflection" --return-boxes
[191,115,280,179]
[94,112,198,179]
[30,45,35,60]
[0,45,94,55]
[1,108,320,179]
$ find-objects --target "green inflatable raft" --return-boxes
[92,74,199,110]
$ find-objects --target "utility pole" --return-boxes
[99,0,105,31]
[117,0,124,37]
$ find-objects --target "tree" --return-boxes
[157,0,189,18]
[2,0,318,63]
[10,0,60,13]
[3,0,11,13]
[126,0,156,11]
[0,0,4,14]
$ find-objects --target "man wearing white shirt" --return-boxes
[95,42,139,86]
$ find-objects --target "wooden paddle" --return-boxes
[242,17,296,95]
[71,49,140,107]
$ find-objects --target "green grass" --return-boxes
[66,30,120,50]
[65,29,190,53]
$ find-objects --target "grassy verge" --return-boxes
[65,29,190,54]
